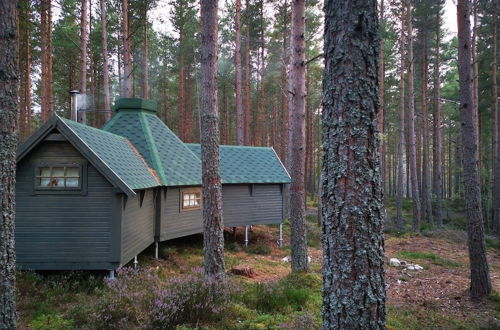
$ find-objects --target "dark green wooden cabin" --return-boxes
[15,98,290,273]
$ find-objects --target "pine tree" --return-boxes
[457,0,492,300]
[322,0,386,327]
[0,0,19,327]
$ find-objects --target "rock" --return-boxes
[390,258,401,267]
[308,256,312,263]
[406,264,423,271]
[230,265,255,278]
[281,256,290,262]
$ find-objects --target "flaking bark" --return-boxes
[456,0,492,301]
[0,0,18,327]
[200,0,225,278]
[322,0,386,328]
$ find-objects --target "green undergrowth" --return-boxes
[386,306,478,329]
[396,250,462,268]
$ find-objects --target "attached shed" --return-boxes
[185,144,290,227]
[15,115,161,271]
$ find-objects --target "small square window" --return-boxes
[180,189,201,211]
[36,165,81,190]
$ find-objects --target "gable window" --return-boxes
[36,165,81,189]
[180,188,201,211]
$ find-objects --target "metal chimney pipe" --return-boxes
[70,90,80,121]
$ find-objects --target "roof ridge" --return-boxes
[139,113,168,184]
[61,117,128,140]
[185,143,273,150]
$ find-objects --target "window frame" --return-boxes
[179,188,202,212]
[33,162,87,195]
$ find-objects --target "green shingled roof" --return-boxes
[186,144,291,184]
[60,117,161,190]
[103,99,202,186]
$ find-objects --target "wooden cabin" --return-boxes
[15,98,290,274]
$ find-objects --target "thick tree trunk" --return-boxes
[244,0,251,145]
[235,0,244,145]
[122,0,132,97]
[396,15,405,226]
[457,0,492,300]
[379,0,385,194]
[405,0,422,231]
[432,8,443,227]
[100,0,111,121]
[79,0,87,124]
[289,0,308,272]
[322,0,386,327]
[422,38,432,224]
[0,1,18,327]
[200,0,225,278]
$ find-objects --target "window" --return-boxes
[36,165,81,189]
[180,188,201,211]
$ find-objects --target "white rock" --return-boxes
[406,264,423,271]
[389,258,401,267]
[281,256,290,262]
[308,256,312,263]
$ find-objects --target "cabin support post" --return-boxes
[154,242,159,259]
[244,226,249,247]
[109,270,115,279]
[133,256,138,269]
[278,223,283,248]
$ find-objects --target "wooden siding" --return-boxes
[223,184,283,227]
[15,140,117,269]
[120,189,156,264]
[159,184,283,241]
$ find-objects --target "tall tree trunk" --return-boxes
[235,0,244,145]
[422,38,432,224]
[405,0,422,231]
[471,0,480,154]
[378,0,385,195]
[322,0,386,327]
[185,63,193,142]
[122,0,132,97]
[289,0,308,272]
[178,29,185,140]
[142,9,149,99]
[0,0,18,327]
[457,0,492,300]
[244,0,251,145]
[79,0,88,124]
[492,4,500,234]
[396,14,405,226]
[40,0,53,123]
[432,7,443,226]
[200,0,224,278]
[100,0,111,121]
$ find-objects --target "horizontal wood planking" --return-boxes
[120,189,156,264]
[16,140,115,266]
[161,187,204,240]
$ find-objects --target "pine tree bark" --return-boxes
[432,7,443,227]
[235,0,244,145]
[122,0,132,97]
[200,0,225,278]
[0,0,18,327]
[378,0,385,194]
[40,0,53,123]
[396,14,405,226]
[322,0,386,327]
[244,0,251,145]
[289,0,308,272]
[405,0,422,231]
[142,9,149,99]
[79,0,88,124]
[422,38,432,224]
[100,0,111,121]
[492,3,500,234]
[457,0,492,300]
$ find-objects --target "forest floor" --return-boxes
[15,200,500,329]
